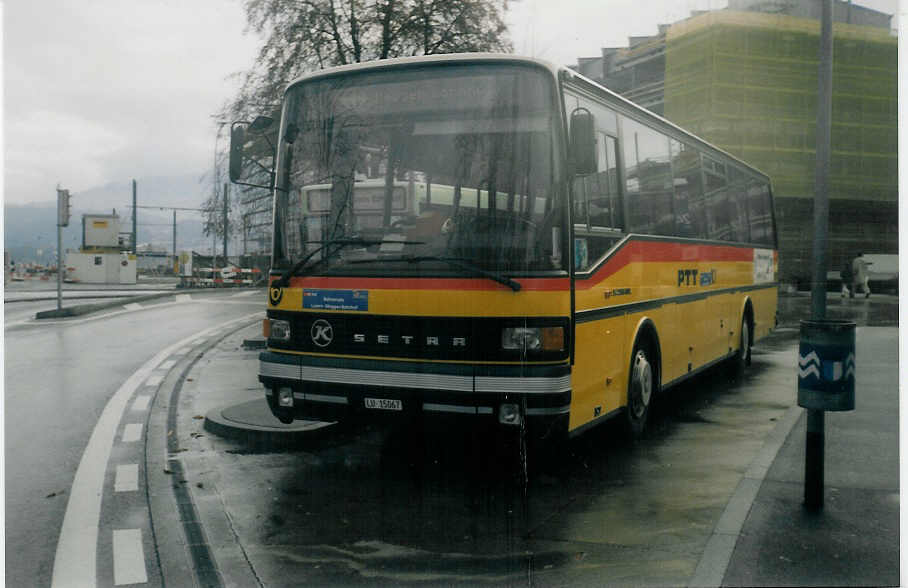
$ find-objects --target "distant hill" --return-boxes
[4,174,220,265]
[66,174,211,212]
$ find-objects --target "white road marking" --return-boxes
[131,395,151,412]
[51,311,262,587]
[114,465,139,493]
[121,424,143,443]
[175,294,192,303]
[158,359,176,371]
[112,529,148,585]
[173,347,189,356]
[145,373,164,387]
[123,303,142,311]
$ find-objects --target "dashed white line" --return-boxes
[51,311,263,587]
[114,465,139,493]
[173,347,190,356]
[112,529,148,585]
[131,395,151,412]
[158,359,176,371]
[145,373,164,387]
[123,303,142,311]
[175,294,192,303]
[121,424,143,443]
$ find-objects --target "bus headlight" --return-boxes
[269,319,291,341]
[501,326,563,352]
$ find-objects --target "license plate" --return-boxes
[364,397,402,411]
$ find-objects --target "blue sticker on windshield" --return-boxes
[303,289,369,311]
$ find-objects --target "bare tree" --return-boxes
[204,0,511,256]
[228,0,511,119]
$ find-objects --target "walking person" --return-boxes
[851,252,872,298]
[840,259,852,298]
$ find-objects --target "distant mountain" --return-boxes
[69,174,211,213]
[4,175,225,265]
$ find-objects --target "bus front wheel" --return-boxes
[625,344,655,438]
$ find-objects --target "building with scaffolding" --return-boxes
[572,0,897,286]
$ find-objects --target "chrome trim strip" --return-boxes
[299,393,348,405]
[475,374,571,394]
[260,360,571,395]
[526,405,571,416]
[300,365,474,391]
[423,403,478,414]
[478,407,494,415]
[259,362,299,380]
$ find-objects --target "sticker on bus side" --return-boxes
[303,289,369,311]
[753,249,773,284]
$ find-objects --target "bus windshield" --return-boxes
[272,63,564,276]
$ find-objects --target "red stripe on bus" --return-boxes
[272,240,762,292]
[281,275,570,291]
[575,240,758,290]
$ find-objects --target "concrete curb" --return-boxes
[4,291,173,303]
[34,288,212,319]
[203,399,335,451]
[688,404,804,587]
[146,314,266,588]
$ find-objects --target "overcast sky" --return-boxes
[2,0,899,207]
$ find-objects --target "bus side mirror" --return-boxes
[570,109,597,175]
[228,123,246,182]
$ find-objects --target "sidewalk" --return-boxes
[719,296,900,586]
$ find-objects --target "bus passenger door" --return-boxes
[570,132,627,428]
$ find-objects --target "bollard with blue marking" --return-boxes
[797,319,855,411]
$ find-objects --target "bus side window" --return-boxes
[623,118,673,236]
[670,139,706,238]
[589,134,621,230]
[727,167,750,243]
[703,156,731,241]
[747,179,774,245]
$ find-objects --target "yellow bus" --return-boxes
[231,54,777,442]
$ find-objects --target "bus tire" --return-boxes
[625,341,656,438]
[730,314,752,378]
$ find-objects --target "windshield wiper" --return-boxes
[274,237,419,287]
[350,255,521,292]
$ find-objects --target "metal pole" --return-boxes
[132,179,137,254]
[57,220,63,311]
[805,0,833,511]
[223,182,229,262]
[172,210,177,275]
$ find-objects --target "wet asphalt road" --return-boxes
[3,290,262,587]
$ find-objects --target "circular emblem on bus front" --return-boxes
[310,319,334,347]
[269,286,283,306]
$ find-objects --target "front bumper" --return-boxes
[259,351,570,438]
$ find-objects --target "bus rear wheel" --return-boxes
[739,316,751,366]
[625,345,655,438]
